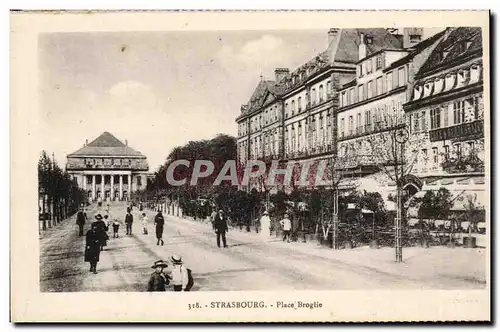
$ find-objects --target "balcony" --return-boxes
[66,163,148,171]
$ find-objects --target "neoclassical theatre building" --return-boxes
[66,132,149,201]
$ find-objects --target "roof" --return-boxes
[68,132,146,157]
[416,27,482,78]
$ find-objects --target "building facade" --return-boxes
[403,27,485,210]
[236,28,422,191]
[66,132,149,201]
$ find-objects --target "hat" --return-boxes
[170,255,183,265]
[151,260,168,269]
[263,211,269,215]
[104,215,109,219]
[218,209,224,213]
[284,213,289,218]
[95,214,103,220]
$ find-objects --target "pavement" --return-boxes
[40,202,487,292]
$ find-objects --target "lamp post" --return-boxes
[394,127,409,263]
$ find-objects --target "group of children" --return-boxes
[147,255,193,292]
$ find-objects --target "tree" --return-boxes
[359,191,386,242]
[417,188,453,245]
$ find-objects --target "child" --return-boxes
[147,260,169,292]
[142,213,148,235]
[169,255,193,292]
[112,219,120,238]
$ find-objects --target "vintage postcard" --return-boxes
[10,10,490,322]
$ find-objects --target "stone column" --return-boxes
[110,174,114,201]
[92,175,96,201]
[101,174,105,200]
[119,175,123,201]
[127,174,132,198]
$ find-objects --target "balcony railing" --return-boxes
[67,163,148,170]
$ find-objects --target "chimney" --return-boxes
[327,28,339,45]
[274,68,290,83]
[85,139,88,146]
[403,27,423,48]
[125,140,128,146]
[359,33,367,60]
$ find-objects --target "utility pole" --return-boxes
[394,127,409,263]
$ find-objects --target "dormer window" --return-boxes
[434,77,444,94]
[458,40,472,54]
[470,65,481,83]
[423,82,433,98]
[409,34,422,44]
[365,35,373,45]
[444,73,456,91]
[457,69,468,88]
[441,47,451,60]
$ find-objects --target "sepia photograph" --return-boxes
[11,10,490,322]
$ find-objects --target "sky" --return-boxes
[39,28,444,171]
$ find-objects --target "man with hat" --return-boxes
[92,214,108,251]
[169,255,189,292]
[213,209,229,248]
[125,208,134,235]
[84,222,101,274]
[147,260,170,292]
[76,206,87,236]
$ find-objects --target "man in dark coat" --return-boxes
[85,222,101,274]
[76,207,87,236]
[92,214,108,251]
[147,260,169,292]
[213,209,229,248]
[125,210,134,235]
[154,210,165,246]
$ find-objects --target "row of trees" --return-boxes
[38,151,86,231]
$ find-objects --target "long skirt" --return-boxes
[156,226,164,239]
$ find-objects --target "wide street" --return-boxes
[40,202,487,292]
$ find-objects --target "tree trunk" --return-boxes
[42,194,47,230]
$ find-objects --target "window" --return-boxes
[421,149,428,164]
[319,85,324,102]
[430,108,441,129]
[358,85,364,102]
[348,116,354,135]
[327,81,331,96]
[367,80,373,99]
[87,175,92,185]
[363,84,368,101]
[366,59,372,74]
[471,65,481,83]
[285,103,289,118]
[340,118,345,137]
[442,105,449,126]
[349,88,355,104]
[137,176,142,187]
[454,143,462,157]
[444,145,450,159]
[398,67,406,87]
[341,92,346,107]
[291,100,295,116]
[409,34,422,44]
[356,113,362,134]
[386,72,393,92]
[311,89,316,104]
[376,54,383,70]
[432,147,439,164]
[467,141,475,155]
[298,97,302,112]
[420,111,427,131]
[376,77,383,95]
[358,64,364,77]
[453,100,465,124]
[458,40,471,54]
[413,112,420,132]
[365,109,372,131]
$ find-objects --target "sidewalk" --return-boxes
[166,213,487,288]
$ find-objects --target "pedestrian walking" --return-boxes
[141,213,149,235]
[210,209,217,228]
[112,219,120,238]
[280,213,292,243]
[169,255,193,292]
[84,222,101,274]
[76,207,87,236]
[259,211,271,239]
[92,214,109,251]
[125,209,134,235]
[154,210,165,246]
[147,260,170,292]
[213,209,228,248]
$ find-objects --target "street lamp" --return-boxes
[394,127,409,263]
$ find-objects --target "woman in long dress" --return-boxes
[84,223,101,274]
[259,211,271,239]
